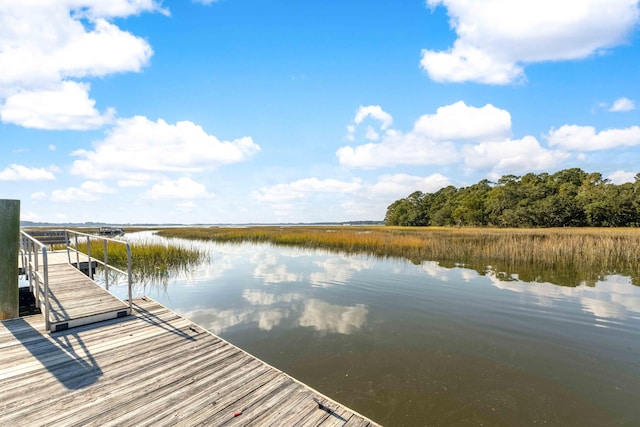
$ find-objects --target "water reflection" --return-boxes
[309,257,374,287]
[299,299,368,334]
[251,252,303,284]
[108,232,640,426]
[484,269,640,324]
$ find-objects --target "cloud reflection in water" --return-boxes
[299,299,368,334]
[417,260,640,325]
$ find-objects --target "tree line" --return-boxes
[385,168,640,227]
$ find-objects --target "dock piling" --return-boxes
[0,199,20,320]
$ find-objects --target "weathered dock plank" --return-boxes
[0,297,379,426]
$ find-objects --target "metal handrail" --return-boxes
[19,231,50,331]
[64,229,133,312]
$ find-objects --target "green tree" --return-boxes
[452,180,491,226]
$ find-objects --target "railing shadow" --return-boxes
[4,318,103,390]
[132,298,196,341]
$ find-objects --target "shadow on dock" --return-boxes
[133,297,197,341]
[5,318,104,390]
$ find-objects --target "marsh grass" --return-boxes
[71,239,207,283]
[158,226,640,287]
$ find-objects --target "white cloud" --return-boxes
[71,116,260,180]
[338,101,515,169]
[347,105,393,141]
[354,105,393,129]
[462,136,568,175]
[0,2,160,90]
[0,164,56,181]
[609,97,636,112]
[337,129,458,169]
[369,173,452,197]
[145,177,213,200]
[253,177,363,202]
[0,2,165,129]
[339,101,568,176]
[251,173,453,222]
[176,201,196,212]
[117,179,148,188]
[547,125,640,151]
[51,180,115,202]
[0,81,114,129]
[607,170,636,184]
[414,101,511,141]
[422,0,640,84]
[365,126,380,141]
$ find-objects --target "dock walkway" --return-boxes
[0,297,379,426]
[42,262,129,331]
[22,249,130,332]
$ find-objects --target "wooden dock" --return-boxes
[21,250,130,332]
[42,263,130,332]
[0,297,379,426]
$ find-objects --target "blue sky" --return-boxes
[1,0,639,224]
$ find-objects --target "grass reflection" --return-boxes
[157,226,640,287]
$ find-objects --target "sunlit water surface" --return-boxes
[103,232,640,426]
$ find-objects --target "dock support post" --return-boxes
[0,199,20,320]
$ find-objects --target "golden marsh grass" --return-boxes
[71,239,207,282]
[157,226,640,286]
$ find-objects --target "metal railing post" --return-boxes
[42,247,50,332]
[126,243,133,311]
[86,236,93,280]
[30,239,39,308]
[65,230,71,264]
[74,234,79,267]
[104,239,109,290]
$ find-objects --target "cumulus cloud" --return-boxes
[253,177,363,202]
[368,173,452,197]
[337,129,458,169]
[607,170,637,184]
[547,125,640,151]
[338,101,561,175]
[462,136,568,175]
[0,81,115,129]
[413,101,511,140]
[609,97,636,112]
[251,173,453,222]
[71,116,260,180]
[0,1,165,129]
[145,177,213,200]
[0,164,56,181]
[422,0,640,84]
[354,105,393,129]
[51,180,115,202]
[347,105,393,141]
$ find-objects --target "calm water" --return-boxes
[105,232,640,426]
